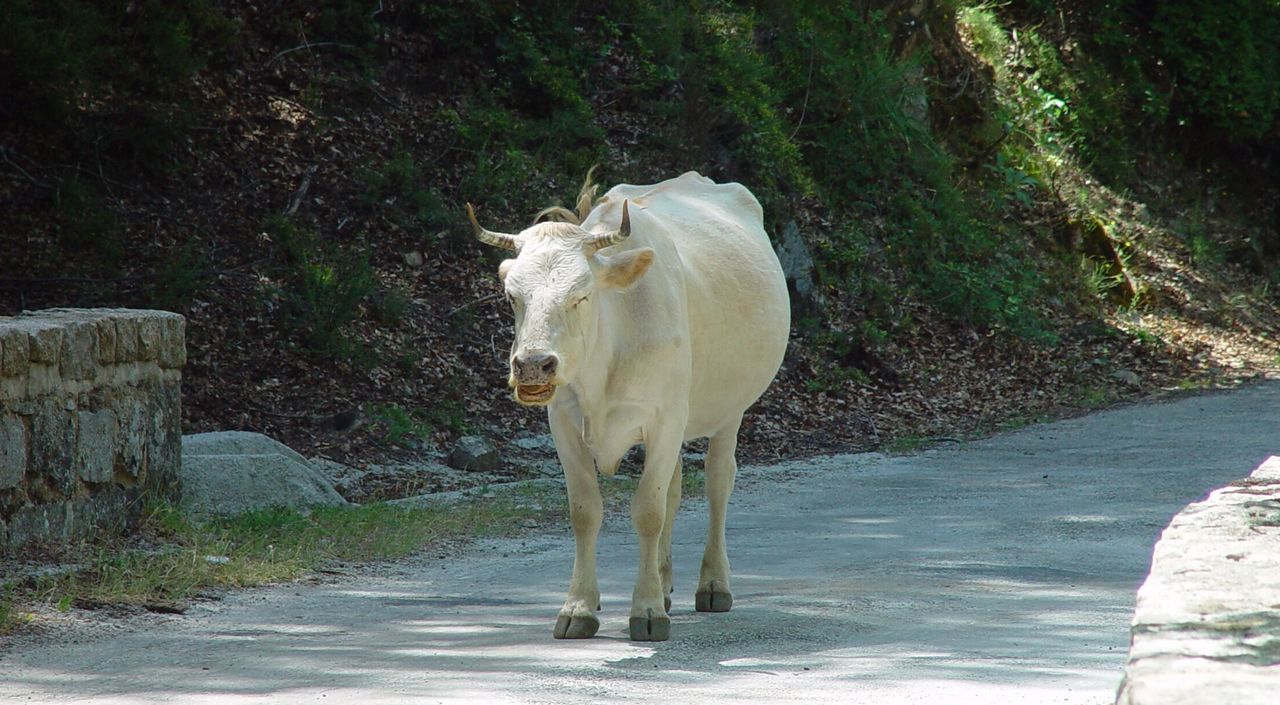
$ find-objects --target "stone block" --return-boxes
[158,316,186,369]
[114,318,140,362]
[72,485,140,540]
[31,400,76,495]
[4,506,39,550]
[117,395,147,480]
[93,317,117,365]
[4,502,72,550]
[0,414,27,490]
[145,384,182,501]
[1117,456,1280,704]
[137,317,162,362]
[76,410,117,483]
[0,324,31,378]
[26,322,63,365]
[58,319,98,381]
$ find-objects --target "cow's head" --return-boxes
[468,201,654,406]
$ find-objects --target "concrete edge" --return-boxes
[1116,456,1280,704]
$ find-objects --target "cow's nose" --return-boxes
[513,351,558,380]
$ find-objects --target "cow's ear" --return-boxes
[599,248,654,289]
[498,259,516,281]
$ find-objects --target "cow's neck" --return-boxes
[565,342,611,447]
[562,307,629,461]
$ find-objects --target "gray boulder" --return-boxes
[180,432,348,515]
[182,431,308,464]
[775,220,824,314]
[448,435,501,472]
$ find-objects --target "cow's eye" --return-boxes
[572,295,589,308]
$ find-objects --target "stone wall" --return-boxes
[1116,456,1280,704]
[0,309,185,553]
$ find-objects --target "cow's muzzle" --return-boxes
[510,350,560,406]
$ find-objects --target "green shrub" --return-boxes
[370,401,471,447]
[370,286,412,327]
[55,178,123,274]
[147,241,209,313]
[264,215,376,359]
[1075,0,1280,145]
[369,403,434,447]
[360,148,452,236]
[1150,0,1280,141]
[0,0,233,174]
[287,256,375,357]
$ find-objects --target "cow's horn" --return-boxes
[586,200,631,252]
[467,203,519,251]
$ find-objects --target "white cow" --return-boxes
[468,171,790,641]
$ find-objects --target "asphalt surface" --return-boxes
[2,382,1278,704]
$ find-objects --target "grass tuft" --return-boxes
[2,493,563,632]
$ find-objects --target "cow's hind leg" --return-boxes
[550,409,602,639]
[660,457,682,613]
[697,418,740,613]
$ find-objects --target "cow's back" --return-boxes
[587,172,790,439]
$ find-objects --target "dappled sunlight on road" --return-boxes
[2,382,1278,703]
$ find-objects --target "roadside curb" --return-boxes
[1116,456,1280,704]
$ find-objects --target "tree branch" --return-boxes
[267,42,356,66]
[285,165,319,216]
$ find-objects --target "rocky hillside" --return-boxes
[1,1,1278,476]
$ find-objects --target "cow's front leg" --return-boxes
[630,425,684,641]
[550,409,602,639]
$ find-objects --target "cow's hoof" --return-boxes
[629,610,671,641]
[554,614,599,639]
[695,589,733,613]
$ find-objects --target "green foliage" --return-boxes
[261,0,381,49]
[6,496,557,619]
[370,401,471,447]
[370,286,412,327]
[804,328,875,392]
[0,588,21,635]
[958,5,1010,70]
[1081,256,1126,301]
[0,0,234,174]
[449,97,604,214]
[609,1,1050,338]
[147,241,208,313]
[1149,1,1280,141]
[265,215,376,360]
[370,403,433,447]
[381,2,609,214]
[1073,0,1280,145]
[360,148,452,238]
[54,178,123,274]
[13,0,1270,363]
[676,6,814,210]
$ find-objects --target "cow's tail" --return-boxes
[533,165,600,225]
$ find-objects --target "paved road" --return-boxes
[3,382,1278,704]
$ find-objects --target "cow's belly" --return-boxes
[682,285,789,440]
